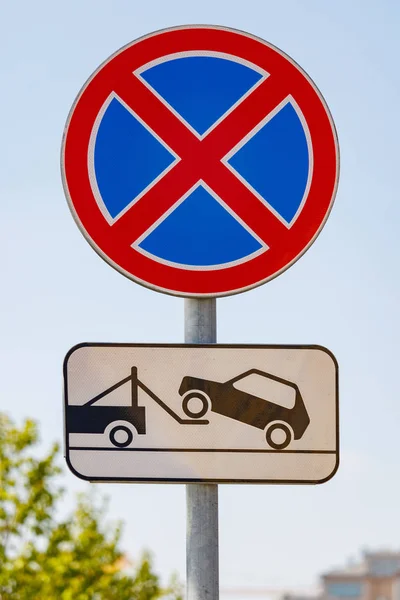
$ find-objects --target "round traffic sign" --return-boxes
[62,25,339,297]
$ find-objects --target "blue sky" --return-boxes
[1,0,400,593]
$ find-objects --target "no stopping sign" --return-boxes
[62,25,339,297]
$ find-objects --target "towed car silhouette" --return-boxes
[179,369,310,449]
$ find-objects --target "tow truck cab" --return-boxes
[66,366,146,437]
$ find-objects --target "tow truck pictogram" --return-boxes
[66,366,209,448]
[66,367,310,450]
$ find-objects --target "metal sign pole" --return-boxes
[185,298,219,600]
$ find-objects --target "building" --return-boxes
[322,551,400,600]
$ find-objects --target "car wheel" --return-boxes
[182,391,209,419]
[265,423,292,450]
[109,425,134,448]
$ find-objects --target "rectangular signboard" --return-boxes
[63,344,339,484]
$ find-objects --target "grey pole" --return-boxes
[185,298,219,600]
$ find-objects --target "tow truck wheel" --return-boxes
[182,391,209,419]
[265,423,292,450]
[109,425,133,448]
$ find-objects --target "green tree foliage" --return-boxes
[0,413,182,600]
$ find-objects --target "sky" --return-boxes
[1,0,400,595]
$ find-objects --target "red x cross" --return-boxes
[63,26,338,296]
[111,72,290,248]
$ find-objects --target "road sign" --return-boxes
[63,343,339,484]
[62,25,339,298]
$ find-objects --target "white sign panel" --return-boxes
[63,344,339,484]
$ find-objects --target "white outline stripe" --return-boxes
[87,93,180,225]
[222,96,313,229]
[132,180,268,271]
[135,51,269,140]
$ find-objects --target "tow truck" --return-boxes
[66,367,208,448]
